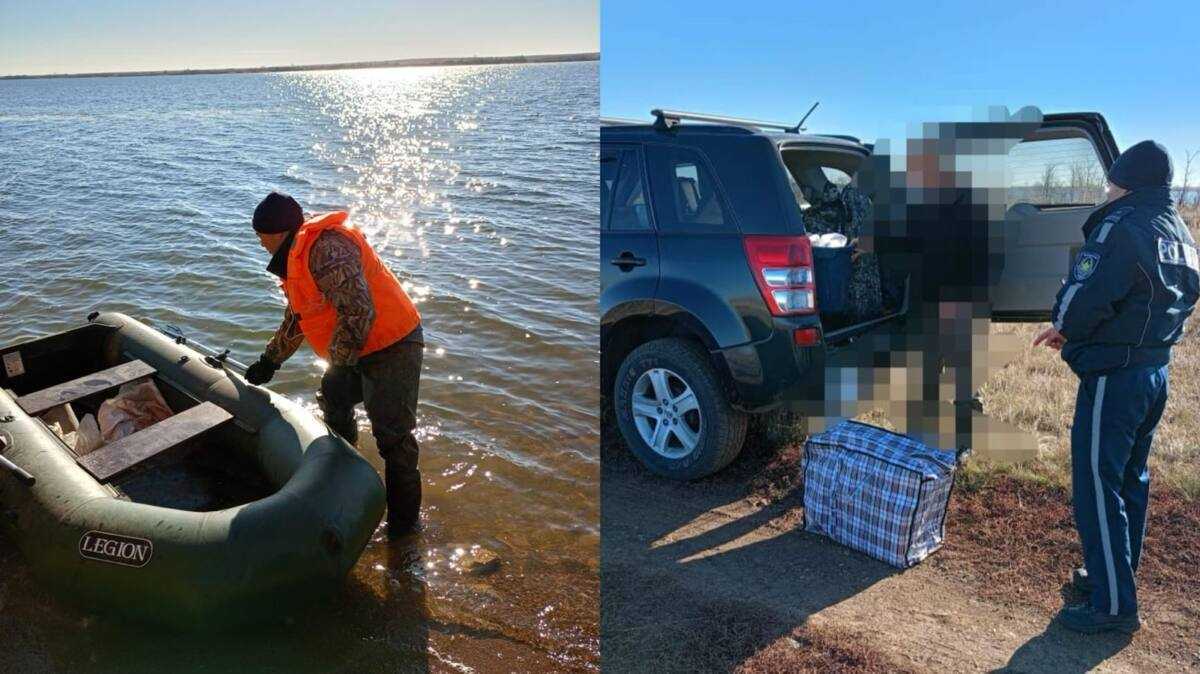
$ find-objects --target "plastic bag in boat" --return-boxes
[76,414,103,455]
[39,402,101,456]
[97,379,173,444]
[41,403,80,450]
[41,402,79,434]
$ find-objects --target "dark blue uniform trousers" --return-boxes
[1071,364,1168,617]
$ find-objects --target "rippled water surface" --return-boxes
[0,62,598,671]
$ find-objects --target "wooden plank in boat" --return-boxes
[16,360,157,415]
[77,401,232,483]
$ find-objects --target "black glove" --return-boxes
[320,364,360,403]
[245,356,280,385]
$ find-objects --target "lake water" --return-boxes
[0,61,598,672]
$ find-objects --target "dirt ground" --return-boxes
[601,432,1198,673]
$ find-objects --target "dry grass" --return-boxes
[973,206,1200,498]
[933,470,1200,661]
[736,623,917,674]
[939,471,1200,612]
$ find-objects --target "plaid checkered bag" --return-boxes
[803,420,957,568]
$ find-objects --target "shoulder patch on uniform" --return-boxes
[1073,251,1101,281]
[1159,237,1200,272]
[1105,206,1135,223]
[1096,206,1134,243]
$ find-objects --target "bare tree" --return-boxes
[1039,162,1060,203]
[1178,149,1197,207]
[1069,161,1103,204]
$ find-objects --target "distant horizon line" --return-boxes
[0,51,600,81]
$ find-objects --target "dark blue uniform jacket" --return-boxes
[1051,187,1200,376]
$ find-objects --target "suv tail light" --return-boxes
[743,235,817,315]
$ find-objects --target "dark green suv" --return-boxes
[601,109,1119,479]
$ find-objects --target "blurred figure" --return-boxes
[857,108,1042,450]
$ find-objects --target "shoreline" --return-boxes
[0,51,599,81]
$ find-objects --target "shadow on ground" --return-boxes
[997,623,1134,674]
[600,412,901,672]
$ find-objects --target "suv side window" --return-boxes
[647,145,733,230]
[610,148,652,230]
[601,148,618,229]
[1006,136,1106,207]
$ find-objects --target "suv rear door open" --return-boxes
[992,113,1120,321]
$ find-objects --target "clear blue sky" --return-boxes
[603,0,1200,183]
[0,0,597,76]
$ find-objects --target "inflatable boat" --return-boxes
[0,312,385,627]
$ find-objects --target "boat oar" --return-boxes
[0,437,35,486]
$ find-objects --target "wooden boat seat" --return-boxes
[76,401,233,483]
[16,360,157,415]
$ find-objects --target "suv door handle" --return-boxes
[610,252,647,270]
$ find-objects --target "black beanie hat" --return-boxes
[252,192,304,233]
[1107,140,1173,191]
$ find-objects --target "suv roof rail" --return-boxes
[600,116,647,126]
[651,102,819,133]
[812,133,863,144]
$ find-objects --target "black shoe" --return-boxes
[1057,603,1141,634]
[952,397,984,414]
[1071,566,1093,595]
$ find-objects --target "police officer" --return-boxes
[1034,140,1199,633]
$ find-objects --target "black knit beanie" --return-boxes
[252,192,304,233]
[1107,140,1173,191]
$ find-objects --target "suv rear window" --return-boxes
[647,145,732,229]
[1007,136,1106,207]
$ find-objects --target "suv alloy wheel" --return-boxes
[630,367,701,458]
[614,338,747,479]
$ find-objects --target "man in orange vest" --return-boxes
[244,192,425,537]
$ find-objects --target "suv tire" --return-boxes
[614,338,747,479]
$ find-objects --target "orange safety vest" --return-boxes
[282,211,420,360]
